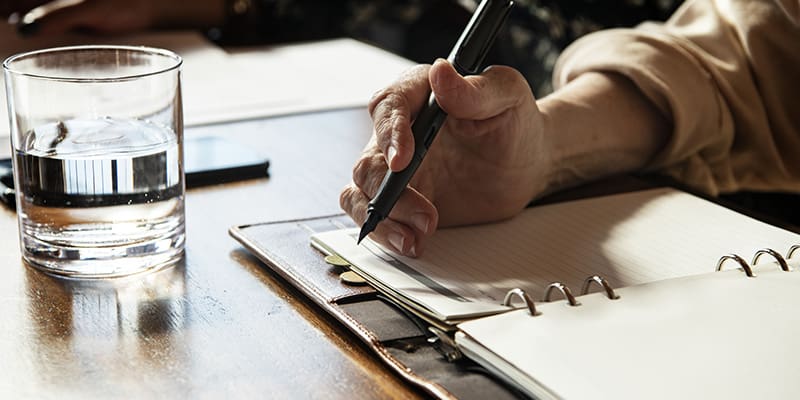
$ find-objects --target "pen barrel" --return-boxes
[368,96,446,219]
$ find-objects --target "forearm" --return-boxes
[537,71,670,195]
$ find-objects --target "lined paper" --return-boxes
[312,188,800,322]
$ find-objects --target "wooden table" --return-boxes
[0,108,422,399]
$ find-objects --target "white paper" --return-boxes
[1,26,415,137]
[456,266,800,399]
[311,188,800,323]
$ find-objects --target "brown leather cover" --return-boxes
[229,215,521,400]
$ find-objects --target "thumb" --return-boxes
[429,58,531,120]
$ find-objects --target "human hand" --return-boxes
[6,0,224,36]
[340,59,553,257]
[3,1,46,18]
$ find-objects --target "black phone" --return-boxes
[0,136,270,210]
[183,136,270,188]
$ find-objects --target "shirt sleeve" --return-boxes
[552,0,800,196]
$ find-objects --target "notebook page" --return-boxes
[455,267,800,400]
[311,188,800,321]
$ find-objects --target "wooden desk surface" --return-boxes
[0,108,421,399]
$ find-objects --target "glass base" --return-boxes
[21,232,185,279]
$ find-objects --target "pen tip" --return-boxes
[357,212,382,245]
[356,229,368,245]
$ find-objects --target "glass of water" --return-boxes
[3,46,185,277]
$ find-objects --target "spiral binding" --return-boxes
[715,246,798,277]
[788,245,800,260]
[543,282,581,306]
[503,288,539,316]
[502,275,619,317]
[501,245,800,318]
[752,248,791,272]
[716,254,754,277]
[581,275,620,300]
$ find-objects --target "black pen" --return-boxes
[358,0,514,244]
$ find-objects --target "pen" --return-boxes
[358,0,514,244]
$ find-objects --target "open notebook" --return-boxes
[311,187,800,398]
[455,264,800,399]
[311,188,800,327]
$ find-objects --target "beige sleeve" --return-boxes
[553,0,800,196]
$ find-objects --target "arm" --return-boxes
[539,71,669,196]
[554,0,800,195]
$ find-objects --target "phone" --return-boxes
[183,136,270,188]
[0,136,270,210]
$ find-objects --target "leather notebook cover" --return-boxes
[229,215,521,400]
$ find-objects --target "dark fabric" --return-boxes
[720,191,800,230]
[210,0,683,95]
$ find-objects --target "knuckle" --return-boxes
[339,184,367,224]
[339,184,355,212]
[370,64,429,116]
[374,116,395,147]
[402,64,431,82]
[352,153,385,188]
[368,87,392,115]
[352,157,371,186]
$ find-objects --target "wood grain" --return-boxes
[0,108,421,399]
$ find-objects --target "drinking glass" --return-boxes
[3,45,185,277]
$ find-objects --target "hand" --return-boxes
[3,1,47,18]
[6,0,224,36]
[340,59,553,257]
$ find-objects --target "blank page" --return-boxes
[456,267,800,399]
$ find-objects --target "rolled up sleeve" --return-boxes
[553,0,800,196]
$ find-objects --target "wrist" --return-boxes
[538,72,669,193]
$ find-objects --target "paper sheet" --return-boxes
[456,266,800,399]
[311,188,800,322]
[1,26,415,137]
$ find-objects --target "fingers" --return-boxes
[368,64,431,172]
[3,1,47,18]
[16,0,90,35]
[340,179,439,257]
[339,142,439,257]
[350,148,440,234]
[366,61,531,171]
[429,59,532,121]
[16,0,155,35]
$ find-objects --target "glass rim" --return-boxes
[2,45,182,83]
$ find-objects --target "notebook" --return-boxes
[454,265,800,399]
[311,188,800,326]
[310,187,800,399]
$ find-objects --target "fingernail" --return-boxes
[430,59,445,87]
[411,213,430,233]
[387,233,404,253]
[433,58,448,67]
[408,245,417,257]
[386,145,397,166]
